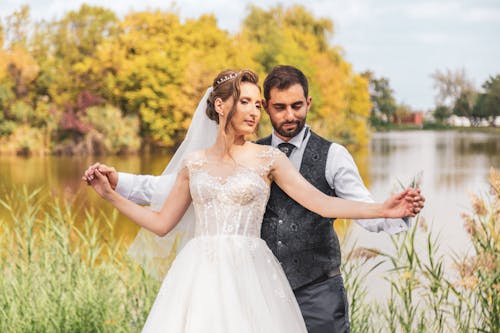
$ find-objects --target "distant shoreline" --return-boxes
[372,125,500,134]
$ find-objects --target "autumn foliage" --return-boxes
[0,4,371,155]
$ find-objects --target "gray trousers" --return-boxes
[293,275,350,333]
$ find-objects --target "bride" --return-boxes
[84,69,421,332]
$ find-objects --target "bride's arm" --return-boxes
[270,152,419,219]
[87,167,192,237]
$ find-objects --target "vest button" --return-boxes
[277,240,283,246]
[278,219,283,224]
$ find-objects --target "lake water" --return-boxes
[1,130,499,298]
[355,130,499,250]
[348,130,499,300]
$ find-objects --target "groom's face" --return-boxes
[264,84,312,142]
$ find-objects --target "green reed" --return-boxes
[0,187,159,332]
[342,168,499,333]
[1,167,498,332]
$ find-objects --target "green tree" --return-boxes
[362,71,397,125]
[453,90,477,124]
[433,105,452,124]
[478,75,500,126]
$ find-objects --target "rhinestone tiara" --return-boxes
[215,73,238,85]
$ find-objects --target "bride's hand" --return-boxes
[382,189,423,218]
[84,169,115,200]
[82,163,118,189]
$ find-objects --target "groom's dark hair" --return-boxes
[263,65,309,101]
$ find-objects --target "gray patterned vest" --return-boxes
[257,131,341,290]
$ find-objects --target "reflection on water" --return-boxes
[0,154,173,241]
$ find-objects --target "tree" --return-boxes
[394,103,412,124]
[45,5,119,106]
[453,90,478,124]
[431,68,475,109]
[451,75,500,127]
[478,75,500,126]
[361,71,397,124]
[3,5,30,48]
[433,105,452,124]
[91,11,256,148]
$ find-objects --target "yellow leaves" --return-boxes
[1,4,373,153]
[0,46,39,87]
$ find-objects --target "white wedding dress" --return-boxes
[142,147,307,333]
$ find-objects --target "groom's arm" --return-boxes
[115,172,161,205]
[326,143,410,234]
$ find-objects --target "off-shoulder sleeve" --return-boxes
[181,150,206,175]
[255,146,284,177]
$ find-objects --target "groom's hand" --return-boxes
[83,163,119,190]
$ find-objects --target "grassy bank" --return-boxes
[371,123,500,134]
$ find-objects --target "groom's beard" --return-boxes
[272,118,306,138]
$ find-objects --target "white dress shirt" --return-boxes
[116,125,409,234]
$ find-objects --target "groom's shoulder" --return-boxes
[309,130,333,144]
[255,135,272,146]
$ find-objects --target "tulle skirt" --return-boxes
[142,235,307,333]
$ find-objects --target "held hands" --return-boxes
[82,163,119,200]
[382,188,425,218]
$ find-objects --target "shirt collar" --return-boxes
[271,124,310,148]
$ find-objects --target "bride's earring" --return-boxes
[220,112,224,117]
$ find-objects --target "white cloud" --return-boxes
[406,1,462,20]
[465,7,500,22]
[415,32,450,44]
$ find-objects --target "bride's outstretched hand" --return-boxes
[382,189,424,218]
[83,169,115,200]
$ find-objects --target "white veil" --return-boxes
[127,87,218,280]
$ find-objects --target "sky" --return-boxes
[2,0,500,110]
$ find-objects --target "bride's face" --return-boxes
[229,82,262,136]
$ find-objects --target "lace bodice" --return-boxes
[184,146,281,238]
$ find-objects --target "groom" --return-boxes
[89,65,422,333]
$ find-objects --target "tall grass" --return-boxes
[1,168,498,331]
[343,168,499,333]
[0,187,159,332]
